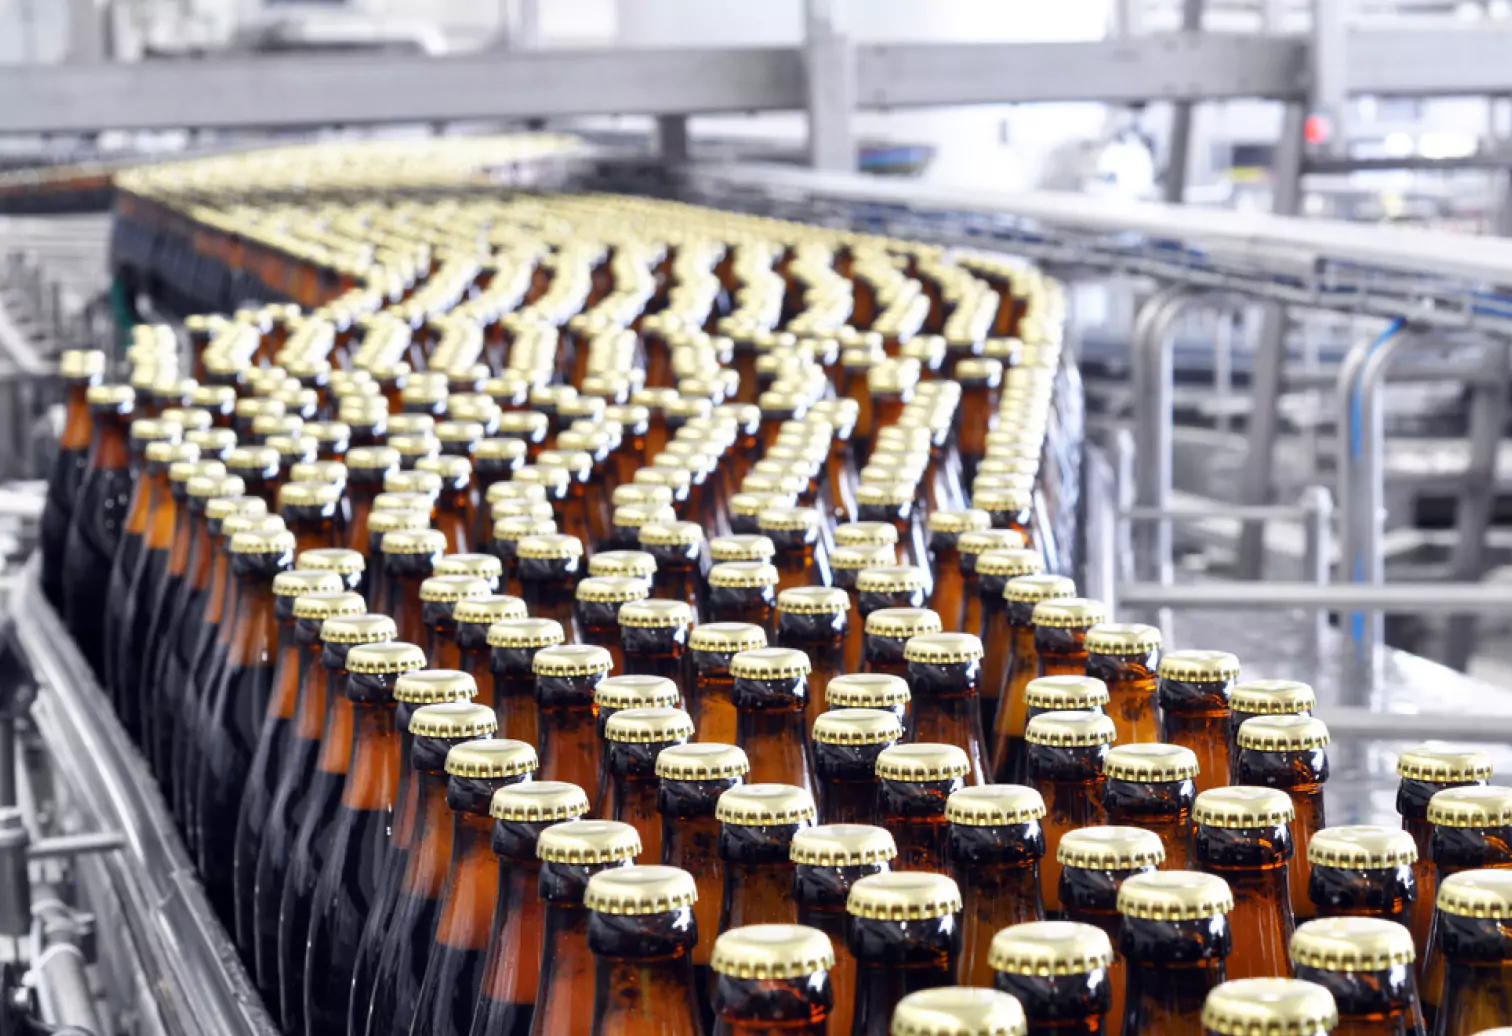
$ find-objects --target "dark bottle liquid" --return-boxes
[775,587,849,736]
[846,871,963,1036]
[717,783,817,930]
[1102,744,1199,871]
[1291,916,1425,1036]
[489,617,565,747]
[707,562,779,635]
[1157,651,1239,798]
[1225,679,1315,781]
[905,632,991,785]
[638,521,705,625]
[534,644,613,814]
[364,510,431,615]
[491,515,558,600]
[923,509,989,633]
[854,484,926,572]
[619,599,694,682]
[226,443,282,510]
[1307,825,1418,925]
[1423,869,1512,1036]
[1191,786,1296,981]
[1025,710,1115,914]
[710,924,834,1036]
[1233,714,1332,922]
[381,528,447,647]
[452,596,527,711]
[856,566,930,662]
[689,623,768,749]
[988,573,1075,785]
[280,480,344,555]
[971,545,1045,735]
[947,784,1047,988]
[417,454,476,554]
[573,575,650,673]
[730,647,818,799]
[1199,978,1338,1036]
[1085,623,1164,750]
[419,575,492,671]
[828,542,895,674]
[758,505,828,595]
[863,607,941,679]
[41,349,103,606]
[433,552,504,595]
[824,672,911,736]
[516,533,584,630]
[473,439,527,547]
[991,921,1115,1036]
[467,782,591,1036]
[1117,870,1234,1036]
[812,709,902,827]
[603,707,694,863]
[876,743,971,875]
[585,865,706,1036]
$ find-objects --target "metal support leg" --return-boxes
[1162,0,1206,202]
[1354,327,1414,661]
[1300,484,1333,654]
[657,114,690,166]
[804,0,856,172]
[1131,286,1197,588]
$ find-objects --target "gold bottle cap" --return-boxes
[517,533,584,561]
[1023,675,1110,711]
[86,384,134,407]
[380,529,446,557]
[830,544,897,571]
[946,784,1047,827]
[790,823,898,867]
[1435,868,1512,918]
[1158,650,1241,681]
[1229,679,1315,715]
[988,920,1114,977]
[394,669,478,705]
[272,570,342,599]
[855,482,917,508]
[377,491,436,514]
[60,349,106,379]
[689,622,768,654]
[220,513,282,538]
[436,553,505,581]
[1024,711,1117,748]
[856,565,929,594]
[490,481,550,505]
[385,469,443,495]
[537,819,642,865]
[367,510,430,535]
[1085,622,1163,654]
[185,428,237,454]
[826,673,911,708]
[389,435,440,463]
[454,595,529,626]
[777,586,850,616]
[605,706,695,744]
[865,608,943,639]
[812,708,903,747]
[708,561,779,589]
[1031,597,1106,630]
[475,438,528,463]
[904,632,985,665]
[927,509,992,536]
[1201,979,1338,1036]
[1236,715,1331,752]
[1290,916,1415,972]
[575,575,651,605]
[847,871,963,921]
[638,521,705,548]
[435,420,484,445]
[318,611,395,647]
[876,742,972,782]
[418,574,491,604]
[616,599,692,630]
[490,780,591,823]
[1426,785,1512,828]
[973,486,1033,513]
[1396,744,1494,783]
[595,675,681,712]
[976,549,1045,578]
[711,924,835,980]
[266,434,319,461]
[730,647,811,680]
[195,480,254,508]
[585,865,697,915]
[716,783,818,826]
[613,504,679,532]
[167,456,217,484]
[1193,786,1296,828]
[1103,743,1200,783]
[445,737,537,779]
[835,522,899,548]
[515,466,573,492]
[1057,825,1166,870]
[587,551,658,580]
[289,461,349,486]
[146,440,198,465]
[1004,573,1076,604]
[709,535,776,563]
[1117,870,1234,920]
[131,417,183,443]
[889,987,1025,1036]
[346,641,427,675]
[656,742,750,780]
[532,643,613,678]
[613,483,675,510]
[290,591,365,621]
[1307,826,1417,870]
[228,528,297,556]
[757,506,821,534]
[496,411,550,437]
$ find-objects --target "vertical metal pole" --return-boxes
[1301,485,1332,654]
[1162,0,1206,203]
[805,0,856,172]
[1214,311,1233,436]
[1311,0,1348,158]
[657,115,690,165]
[1114,428,1137,588]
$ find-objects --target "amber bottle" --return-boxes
[416,455,476,554]
[856,565,929,648]
[638,520,706,622]
[516,533,584,630]
[716,783,816,931]
[619,599,694,682]
[905,632,991,785]
[1307,826,1418,925]
[729,647,817,798]
[972,546,1044,734]
[452,596,529,711]
[1102,744,1199,870]
[381,528,447,647]
[534,644,614,813]
[991,921,1115,1036]
[585,865,706,1035]
[947,784,1048,988]
[1117,871,1234,1036]
[924,509,990,632]
[434,553,504,595]
[709,924,835,1036]
[1156,651,1238,797]
[226,443,282,509]
[846,871,964,1036]
[1226,679,1315,780]
[419,575,492,671]
[1191,786,1296,981]
[1025,710,1115,914]
[1425,869,1512,1036]
[775,587,849,731]
[609,502,678,555]
[755,505,825,594]
[1032,598,1106,681]
[41,349,104,607]
[604,707,695,863]
[876,743,971,874]
[689,623,769,748]
[1233,714,1331,921]
[1084,623,1163,748]
[472,439,527,546]
[573,575,650,672]
[706,561,779,635]
[365,510,431,614]
[279,480,344,555]
[491,516,558,598]
[595,676,682,807]
[988,573,1076,785]
[811,710,901,827]
[863,607,942,678]
[1291,917,1423,1036]
[890,987,1026,1036]
[1200,978,1338,1036]
[487,617,565,747]
[854,483,925,569]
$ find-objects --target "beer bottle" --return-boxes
[104,411,182,680]
[516,533,584,630]
[1027,709,1116,906]
[888,987,1026,1036]
[826,673,912,739]
[947,784,1048,987]
[717,783,817,929]
[1102,744,1199,870]
[830,544,896,673]
[588,549,657,585]
[534,643,614,813]
[730,647,817,798]
[279,481,344,555]
[905,632,991,784]
[1394,745,1492,967]
[846,871,964,1035]
[414,455,475,553]
[360,702,500,1036]
[990,921,1115,1036]
[604,707,695,862]
[857,566,930,646]
[710,924,835,1036]
[988,574,1076,785]
[574,575,651,671]
[1191,786,1296,980]
[382,529,447,647]
[854,483,925,569]
[411,739,541,1036]
[452,596,529,710]
[307,420,352,461]
[226,443,281,509]
[527,820,643,1036]
[876,743,971,874]
[1031,598,1105,679]
[925,509,991,632]
[492,516,558,599]
[712,534,777,567]
[365,510,431,614]
[865,608,942,678]
[273,613,398,1036]
[435,552,504,595]
[1058,826,1166,1035]
[689,623,769,748]
[473,439,527,545]
[419,575,491,671]
[619,599,694,682]
[1085,624,1163,749]
[1158,651,1240,797]
[973,546,1044,734]
[707,562,779,634]
[298,547,367,595]
[1226,680,1315,780]
[305,640,430,1036]
[1291,917,1423,1036]
[610,502,679,554]
[1307,826,1418,925]
[1233,715,1331,920]
[776,587,849,731]
[1201,979,1337,1036]
[638,521,706,622]
[812,710,903,826]
[759,506,828,593]
[41,349,105,606]
[585,865,705,1036]
[488,617,565,747]
[1117,871,1234,1036]
[1424,869,1512,1036]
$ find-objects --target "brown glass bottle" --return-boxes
[812,710,902,827]
[1233,714,1331,921]
[717,783,817,931]
[1307,826,1418,925]
[825,673,912,739]
[42,350,105,607]
[434,552,504,595]
[856,564,930,648]
[1291,917,1423,1036]
[381,528,447,648]
[534,644,614,814]
[638,521,706,623]
[891,987,1027,1036]
[924,509,991,632]
[491,516,558,599]
[585,865,706,1036]
[707,561,779,635]
[947,784,1048,988]
[972,546,1044,734]
[1191,786,1296,981]
[487,617,565,747]
[1117,871,1234,1036]
[1025,710,1115,914]
[846,871,964,1036]
[729,647,818,798]
[574,575,650,671]
[1083,623,1163,749]
[864,607,942,678]
[619,599,694,682]
[689,623,769,748]
[516,533,584,630]
[1158,651,1239,798]
[990,921,1115,1036]
[1425,869,1512,1036]
[595,676,683,807]
[1226,680,1315,781]
[452,596,529,711]
[419,575,492,672]
[854,483,926,569]
[989,574,1076,785]
[364,510,431,615]
[708,924,834,1036]
[280,480,344,555]
[1200,978,1338,1036]
[1103,744,1199,870]
[473,439,527,546]
[757,505,827,594]
[604,707,695,863]
[775,587,848,731]
[415,455,475,554]
[525,820,642,1036]
[905,632,991,785]
[1032,598,1106,681]
[876,743,971,874]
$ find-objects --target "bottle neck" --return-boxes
[713,974,830,1035]
[227,569,283,668]
[88,411,132,470]
[59,385,93,449]
[342,700,399,809]
[588,909,703,1035]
